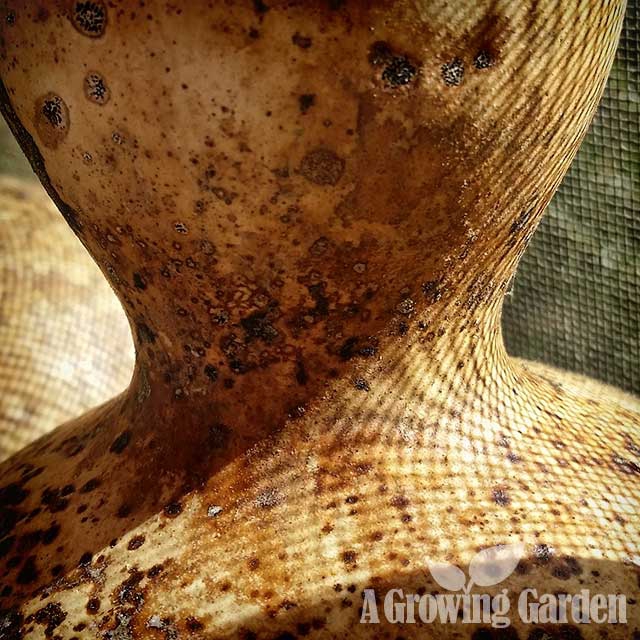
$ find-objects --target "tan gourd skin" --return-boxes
[0,1,638,638]
[0,175,134,461]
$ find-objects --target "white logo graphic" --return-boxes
[428,542,525,594]
[360,542,627,628]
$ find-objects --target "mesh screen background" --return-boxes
[502,0,639,395]
[0,2,637,397]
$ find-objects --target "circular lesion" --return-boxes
[68,0,107,38]
[34,93,69,149]
[83,72,110,105]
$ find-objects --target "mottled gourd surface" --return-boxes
[0,1,639,639]
[0,175,134,461]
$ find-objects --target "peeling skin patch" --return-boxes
[84,71,110,105]
[299,148,345,186]
[34,93,69,149]
[442,58,465,86]
[69,1,107,38]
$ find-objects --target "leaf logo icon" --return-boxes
[427,562,466,591]
[468,543,526,587]
[428,543,525,593]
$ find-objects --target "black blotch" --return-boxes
[164,501,183,517]
[292,32,312,49]
[208,423,230,450]
[32,602,66,637]
[42,523,60,545]
[110,431,131,454]
[16,556,39,584]
[41,487,70,513]
[133,272,147,290]
[86,597,100,614]
[127,535,145,551]
[241,309,279,343]
[253,0,269,14]
[0,483,28,506]
[186,617,204,632]
[136,321,156,344]
[204,364,218,382]
[353,378,369,392]
[339,336,378,361]
[79,478,100,493]
[299,93,315,114]
[295,359,308,385]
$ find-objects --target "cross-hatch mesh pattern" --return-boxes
[503,1,639,395]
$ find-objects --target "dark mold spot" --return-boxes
[292,32,312,49]
[110,431,131,454]
[84,72,110,105]
[492,487,510,506]
[0,483,28,505]
[41,487,70,513]
[186,617,204,632]
[127,535,145,551]
[299,148,345,186]
[208,423,230,450]
[79,478,101,493]
[241,309,279,343]
[32,602,66,637]
[16,555,39,584]
[253,0,269,15]
[474,50,493,69]
[204,364,219,382]
[70,1,107,37]
[86,597,100,614]
[369,41,418,87]
[299,93,315,114]
[136,321,157,344]
[551,556,583,580]
[341,550,357,566]
[338,336,378,361]
[43,522,61,545]
[133,272,147,290]
[441,58,464,86]
[35,93,69,149]
[164,501,183,517]
[382,56,417,87]
[353,378,369,392]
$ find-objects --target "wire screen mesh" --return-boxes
[502,0,639,395]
